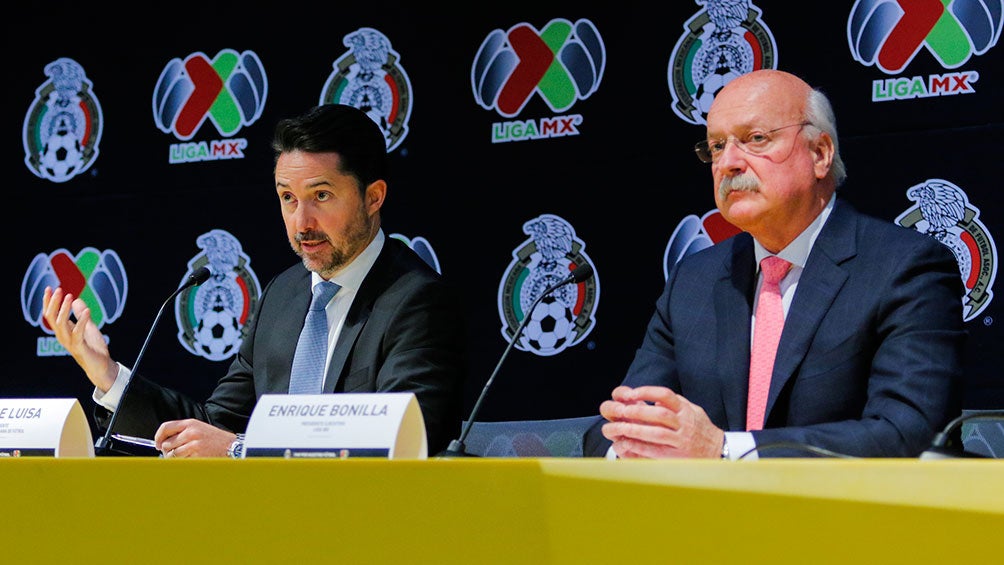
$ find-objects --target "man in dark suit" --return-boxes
[42,104,467,456]
[585,69,965,459]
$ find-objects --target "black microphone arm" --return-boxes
[438,263,594,458]
[94,266,212,455]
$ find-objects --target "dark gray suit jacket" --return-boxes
[585,199,965,458]
[105,237,467,454]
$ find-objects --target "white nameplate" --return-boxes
[244,393,427,459]
[0,398,94,458]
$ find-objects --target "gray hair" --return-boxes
[804,89,847,187]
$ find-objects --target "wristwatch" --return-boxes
[720,436,730,460]
[227,433,246,459]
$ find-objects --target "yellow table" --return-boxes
[3,458,1001,564]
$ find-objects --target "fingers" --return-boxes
[154,419,193,455]
[612,385,684,411]
[69,304,92,343]
[601,396,681,429]
[610,436,685,459]
[154,419,185,448]
[154,419,231,458]
[42,286,80,341]
[602,419,680,446]
[602,386,720,459]
[41,286,63,330]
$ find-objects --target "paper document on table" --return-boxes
[111,434,157,448]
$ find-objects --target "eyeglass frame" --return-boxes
[694,122,813,164]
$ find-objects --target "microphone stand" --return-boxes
[438,264,593,458]
[94,267,211,456]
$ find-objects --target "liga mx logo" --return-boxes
[153,49,268,163]
[22,57,104,183]
[663,209,741,279]
[472,18,605,143]
[175,229,262,361]
[895,179,997,322]
[668,0,777,125]
[848,0,1000,100]
[498,214,599,357]
[21,248,128,357]
[389,233,441,274]
[320,28,413,152]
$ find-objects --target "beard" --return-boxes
[292,203,374,278]
[718,171,761,201]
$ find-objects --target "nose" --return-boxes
[289,201,317,232]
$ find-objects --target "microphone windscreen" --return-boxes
[190,266,211,286]
[571,263,594,283]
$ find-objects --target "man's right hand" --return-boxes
[42,286,119,393]
[600,385,724,459]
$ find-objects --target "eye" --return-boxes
[316,191,332,202]
[279,191,294,203]
[708,139,727,153]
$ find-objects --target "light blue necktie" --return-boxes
[288,281,340,395]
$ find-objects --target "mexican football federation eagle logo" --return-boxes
[667,0,777,125]
[895,179,997,323]
[320,27,413,152]
[175,229,262,361]
[23,57,104,183]
[498,214,599,357]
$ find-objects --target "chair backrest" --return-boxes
[961,409,1004,458]
[461,415,602,457]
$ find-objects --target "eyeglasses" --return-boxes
[694,122,812,164]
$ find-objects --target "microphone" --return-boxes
[94,266,212,456]
[919,410,1004,460]
[438,264,594,458]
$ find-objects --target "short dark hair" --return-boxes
[271,104,388,191]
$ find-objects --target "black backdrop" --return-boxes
[8,1,1002,441]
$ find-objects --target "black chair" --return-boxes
[461,415,603,457]
[961,409,1004,458]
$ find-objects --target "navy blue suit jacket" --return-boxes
[585,199,965,458]
[105,237,468,454]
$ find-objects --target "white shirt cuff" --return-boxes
[92,363,131,412]
[725,431,757,460]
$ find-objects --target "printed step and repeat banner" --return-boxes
[8,2,1001,440]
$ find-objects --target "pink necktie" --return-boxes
[746,256,791,431]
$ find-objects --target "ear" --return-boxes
[811,132,835,180]
[365,179,387,215]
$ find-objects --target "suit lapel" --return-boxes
[715,235,756,431]
[269,270,312,395]
[321,239,399,393]
[323,313,367,393]
[765,200,856,420]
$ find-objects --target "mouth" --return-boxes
[296,233,329,253]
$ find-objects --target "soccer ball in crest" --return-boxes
[39,129,84,181]
[194,306,241,359]
[520,295,575,355]
[693,69,740,117]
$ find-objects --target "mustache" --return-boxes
[295,231,328,243]
[719,172,761,198]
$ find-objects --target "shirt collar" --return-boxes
[753,194,835,270]
[309,229,385,292]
